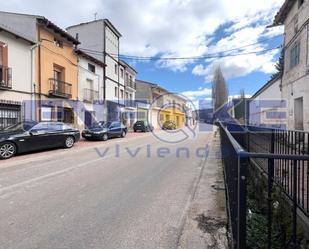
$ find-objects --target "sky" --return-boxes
[2,0,285,108]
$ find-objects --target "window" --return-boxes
[53,65,64,82]
[88,63,95,73]
[290,42,300,69]
[115,64,118,75]
[54,38,63,48]
[129,93,132,100]
[115,87,118,97]
[125,92,129,100]
[298,0,304,8]
[120,68,124,78]
[63,108,74,124]
[0,42,8,84]
[120,89,124,99]
[293,15,298,34]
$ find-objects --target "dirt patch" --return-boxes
[195,214,226,234]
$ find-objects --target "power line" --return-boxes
[80,45,282,61]
[78,34,283,61]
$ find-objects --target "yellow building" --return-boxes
[136,80,187,129]
[35,18,79,125]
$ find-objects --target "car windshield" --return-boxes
[103,122,113,128]
[2,121,37,132]
[89,122,105,128]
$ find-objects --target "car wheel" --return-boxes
[0,142,16,159]
[102,133,108,141]
[134,129,137,132]
[64,136,75,148]
[121,130,126,138]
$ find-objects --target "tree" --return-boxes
[212,66,228,112]
[239,89,245,99]
[270,49,284,80]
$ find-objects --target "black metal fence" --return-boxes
[219,122,309,249]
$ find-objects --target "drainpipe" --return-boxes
[30,43,39,121]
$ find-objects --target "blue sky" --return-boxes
[124,28,283,104]
[1,0,285,106]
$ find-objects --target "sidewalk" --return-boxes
[178,129,228,249]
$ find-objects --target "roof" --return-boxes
[0,11,80,45]
[136,79,187,101]
[75,49,106,67]
[136,79,159,87]
[119,60,138,74]
[67,19,122,38]
[250,75,282,99]
[37,17,80,45]
[273,0,296,25]
[0,24,35,44]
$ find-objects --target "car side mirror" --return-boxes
[29,130,39,136]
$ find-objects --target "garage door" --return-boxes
[151,110,160,129]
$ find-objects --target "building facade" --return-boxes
[136,80,186,129]
[0,11,80,127]
[67,20,138,124]
[67,20,121,121]
[75,49,105,130]
[249,77,286,128]
[119,60,137,128]
[273,0,309,130]
[0,26,35,129]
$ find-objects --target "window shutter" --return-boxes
[0,42,8,83]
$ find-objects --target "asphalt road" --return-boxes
[0,126,213,249]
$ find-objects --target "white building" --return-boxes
[75,49,105,129]
[249,76,286,128]
[0,25,35,128]
[119,60,137,127]
[67,20,123,121]
[273,0,309,130]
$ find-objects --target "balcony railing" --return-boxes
[124,100,136,108]
[125,79,136,90]
[83,88,99,103]
[0,66,12,89]
[49,78,72,98]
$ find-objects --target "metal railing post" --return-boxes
[292,159,298,248]
[267,130,275,249]
[246,128,250,152]
[237,155,247,249]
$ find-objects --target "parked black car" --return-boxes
[133,121,154,132]
[0,121,80,159]
[82,121,127,141]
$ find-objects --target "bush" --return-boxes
[162,120,177,130]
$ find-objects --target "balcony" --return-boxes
[0,66,12,90]
[49,78,72,99]
[83,88,99,103]
[124,99,136,108]
[125,79,136,90]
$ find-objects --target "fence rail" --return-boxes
[219,122,309,249]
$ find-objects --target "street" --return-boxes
[0,128,213,249]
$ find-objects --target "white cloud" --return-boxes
[182,88,212,109]
[0,0,285,76]
[193,48,280,82]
